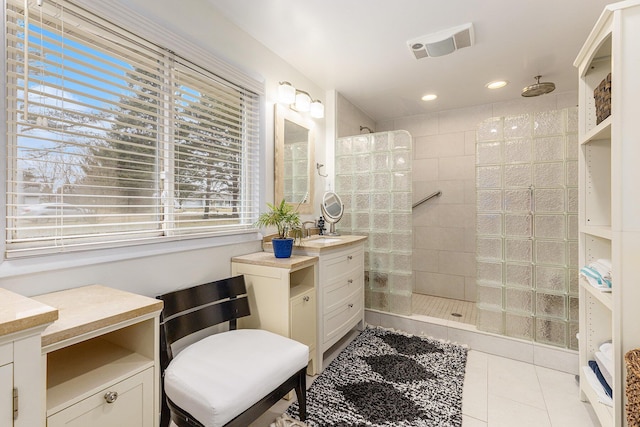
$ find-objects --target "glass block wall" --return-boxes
[335,131,413,315]
[475,108,579,349]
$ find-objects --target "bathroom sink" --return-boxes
[308,237,341,244]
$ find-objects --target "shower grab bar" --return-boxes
[412,190,442,209]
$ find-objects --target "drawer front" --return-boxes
[323,288,363,344]
[321,247,364,283]
[47,367,154,427]
[324,272,363,314]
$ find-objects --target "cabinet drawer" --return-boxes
[322,247,364,282]
[324,273,363,314]
[47,367,154,427]
[323,288,363,344]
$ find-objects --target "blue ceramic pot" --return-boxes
[272,238,294,258]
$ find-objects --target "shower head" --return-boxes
[360,126,373,134]
[521,75,556,97]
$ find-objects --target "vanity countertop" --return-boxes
[263,234,367,253]
[0,288,58,338]
[33,284,163,349]
[232,252,317,270]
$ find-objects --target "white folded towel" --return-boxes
[591,259,612,282]
[600,342,614,361]
[580,265,612,291]
[595,351,614,388]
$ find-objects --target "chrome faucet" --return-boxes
[302,220,317,238]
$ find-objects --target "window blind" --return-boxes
[4,0,260,257]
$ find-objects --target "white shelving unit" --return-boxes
[575,2,640,426]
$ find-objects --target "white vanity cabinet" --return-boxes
[0,289,58,427]
[0,351,11,427]
[232,252,319,375]
[291,236,367,370]
[33,285,163,427]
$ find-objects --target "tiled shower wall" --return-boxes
[377,93,578,306]
[475,108,579,349]
[336,92,376,138]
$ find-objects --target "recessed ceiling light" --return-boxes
[421,94,438,101]
[486,80,508,89]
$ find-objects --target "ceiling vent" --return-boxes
[407,23,474,59]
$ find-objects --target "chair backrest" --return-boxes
[156,275,250,362]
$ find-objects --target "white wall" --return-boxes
[378,91,578,302]
[336,93,377,138]
[0,0,329,298]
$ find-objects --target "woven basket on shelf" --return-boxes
[594,72,612,125]
[625,349,640,426]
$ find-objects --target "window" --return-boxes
[4,0,261,257]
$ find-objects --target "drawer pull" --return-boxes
[347,255,353,260]
[104,391,118,404]
[303,296,310,302]
[348,279,353,284]
[348,303,354,308]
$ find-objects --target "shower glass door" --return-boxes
[475,108,579,350]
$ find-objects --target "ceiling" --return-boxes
[207,0,611,122]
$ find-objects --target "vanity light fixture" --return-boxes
[277,81,324,118]
[486,80,508,89]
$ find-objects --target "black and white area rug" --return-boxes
[286,326,468,427]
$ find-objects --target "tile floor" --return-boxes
[249,327,600,427]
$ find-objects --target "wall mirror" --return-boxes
[275,104,314,214]
[320,191,344,235]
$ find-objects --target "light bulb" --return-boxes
[277,81,296,104]
[310,100,324,118]
[486,80,508,89]
[295,91,311,112]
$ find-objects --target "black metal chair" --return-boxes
[157,275,308,427]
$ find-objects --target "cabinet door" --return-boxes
[0,363,12,427]
[47,368,154,427]
[290,289,316,350]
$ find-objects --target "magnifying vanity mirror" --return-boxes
[320,191,344,235]
[274,104,314,214]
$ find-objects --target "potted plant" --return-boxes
[255,199,301,258]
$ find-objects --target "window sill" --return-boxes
[0,231,262,279]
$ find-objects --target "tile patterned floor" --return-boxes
[249,328,599,427]
[412,292,478,326]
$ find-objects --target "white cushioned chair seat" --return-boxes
[164,329,308,427]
